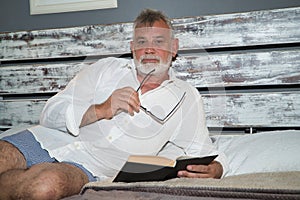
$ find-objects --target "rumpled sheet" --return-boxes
[63,171,300,199]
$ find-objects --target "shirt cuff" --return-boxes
[65,103,90,136]
[215,152,230,178]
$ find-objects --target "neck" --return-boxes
[137,71,169,94]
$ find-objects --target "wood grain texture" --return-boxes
[1,49,299,94]
[1,7,299,61]
[1,7,299,131]
[202,92,300,127]
[0,62,89,94]
[1,92,299,129]
[174,49,300,88]
[0,99,45,128]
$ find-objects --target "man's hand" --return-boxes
[102,87,140,119]
[80,87,140,127]
[177,161,223,179]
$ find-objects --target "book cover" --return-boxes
[113,155,218,182]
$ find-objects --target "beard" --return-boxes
[133,54,172,76]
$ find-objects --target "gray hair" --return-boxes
[133,9,173,30]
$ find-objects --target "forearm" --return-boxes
[80,103,111,127]
[80,87,140,127]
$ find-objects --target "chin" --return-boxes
[138,64,170,76]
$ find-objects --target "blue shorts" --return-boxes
[1,130,97,182]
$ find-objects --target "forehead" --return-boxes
[134,19,172,38]
[134,27,172,38]
[135,19,171,29]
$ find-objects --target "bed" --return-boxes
[68,173,300,199]
[1,6,300,200]
[59,130,300,200]
[1,128,299,199]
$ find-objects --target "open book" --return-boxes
[113,154,218,182]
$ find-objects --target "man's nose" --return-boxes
[145,46,155,54]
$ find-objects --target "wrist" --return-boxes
[95,103,112,120]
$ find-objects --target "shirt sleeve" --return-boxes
[39,58,112,136]
[39,66,93,136]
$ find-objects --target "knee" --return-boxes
[0,169,59,200]
[3,169,69,200]
[24,170,68,200]
[1,163,86,200]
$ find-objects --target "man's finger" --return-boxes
[177,170,211,178]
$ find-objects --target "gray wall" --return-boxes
[1,0,300,33]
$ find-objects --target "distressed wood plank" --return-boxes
[1,7,299,132]
[174,7,300,50]
[0,99,45,127]
[1,92,299,129]
[0,61,90,94]
[1,49,299,94]
[174,49,300,87]
[1,7,299,61]
[202,92,300,127]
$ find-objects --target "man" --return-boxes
[0,9,228,200]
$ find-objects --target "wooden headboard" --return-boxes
[1,7,300,134]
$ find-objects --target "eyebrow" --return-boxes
[153,35,166,39]
[135,36,146,40]
[135,35,167,40]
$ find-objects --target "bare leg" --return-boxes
[0,141,27,174]
[0,162,89,200]
[0,141,89,200]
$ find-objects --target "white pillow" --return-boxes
[212,130,300,176]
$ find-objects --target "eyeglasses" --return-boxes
[136,69,186,124]
[156,140,187,156]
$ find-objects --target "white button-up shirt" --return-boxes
[29,57,228,180]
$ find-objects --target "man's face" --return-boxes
[131,20,178,75]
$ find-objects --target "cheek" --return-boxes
[158,51,172,61]
[133,50,144,60]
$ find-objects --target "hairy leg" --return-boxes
[0,162,89,200]
[0,140,26,174]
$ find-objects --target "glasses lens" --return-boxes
[136,66,186,124]
[141,92,186,123]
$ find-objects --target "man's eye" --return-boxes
[154,39,165,45]
[137,40,146,45]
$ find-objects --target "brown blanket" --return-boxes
[63,171,300,199]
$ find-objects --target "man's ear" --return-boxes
[130,41,134,52]
[172,38,179,57]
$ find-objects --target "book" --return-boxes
[113,154,218,182]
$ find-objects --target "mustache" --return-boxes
[139,55,161,63]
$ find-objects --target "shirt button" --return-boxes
[75,143,80,149]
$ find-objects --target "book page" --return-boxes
[127,155,176,167]
[176,155,196,160]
